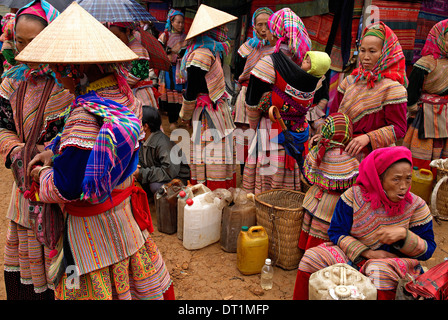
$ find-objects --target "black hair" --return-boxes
[15,13,48,29]
[142,105,161,132]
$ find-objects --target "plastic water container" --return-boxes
[221,189,256,253]
[410,167,433,204]
[237,226,269,275]
[183,192,223,250]
[154,179,184,234]
[177,183,210,240]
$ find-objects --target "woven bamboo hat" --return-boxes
[185,4,237,40]
[15,2,138,64]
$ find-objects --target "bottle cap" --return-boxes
[241,226,249,231]
[265,258,271,265]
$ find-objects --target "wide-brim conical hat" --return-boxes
[15,2,138,64]
[185,4,237,40]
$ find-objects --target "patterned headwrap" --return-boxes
[316,113,353,166]
[2,0,59,81]
[351,21,408,88]
[267,8,311,64]
[355,146,413,216]
[1,13,15,40]
[164,9,184,32]
[247,7,274,49]
[179,25,230,80]
[420,18,448,60]
[303,113,359,191]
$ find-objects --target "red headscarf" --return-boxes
[420,19,448,60]
[351,21,408,88]
[355,146,413,216]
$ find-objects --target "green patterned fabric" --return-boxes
[131,59,150,80]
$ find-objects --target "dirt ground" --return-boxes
[0,116,447,300]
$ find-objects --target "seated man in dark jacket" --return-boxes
[134,105,190,196]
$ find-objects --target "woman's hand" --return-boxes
[133,165,141,180]
[374,226,407,245]
[361,249,398,260]
[309,133,321,146]
[27,150,54,176]
[30,166,41,183]
[345,134,370,156]
[10,143,25,158]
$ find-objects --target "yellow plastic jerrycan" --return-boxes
[237,226,269,275]
[410,167,433,204]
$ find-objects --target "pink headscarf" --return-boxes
[267,8,311,64]
[420,19,448,60]
[355,146,413,216]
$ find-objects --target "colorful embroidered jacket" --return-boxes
[328,185,436,263]
[337,75,407,150]
[37,76,146,277]
[0,75,74,228]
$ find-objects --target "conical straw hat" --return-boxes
[15,2,138,64]
[185,4,237,40]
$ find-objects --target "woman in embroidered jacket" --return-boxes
[403,19,448,174]
[233,7,274,170]
[242,8,317,194]
[178,6,237,191]
[299,113,359,252]
[20,3,173,300]
[0,0,74,300]
[335,22,408,161]
[158,9,187,131]
[108,22,156,117]
[293,146,436,300]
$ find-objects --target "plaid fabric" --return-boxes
[76,0,156,23]
[304,113,359,190]
[267,7,311,64]
[406,260,448,300]
[420,19,448,60]
[351,21,408,88]
[75,91,141,203]
[137,27,171,71]
[317,113,353,164]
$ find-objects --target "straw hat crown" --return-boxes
[15,2,138,64]
[185,4,237,40]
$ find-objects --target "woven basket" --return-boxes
[430,167,448,221]
[254,189,305,270]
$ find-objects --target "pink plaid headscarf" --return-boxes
[267,8,311,64]
[420,19,448,60]
[355,146,413,216]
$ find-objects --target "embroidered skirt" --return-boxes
[242,116,301,194]
[4,219,54,296]
[403,96,448,173]
[188,99,237,191]
[54,235,172,300]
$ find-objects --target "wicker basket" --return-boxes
[430,167,448,221]
[254,189,305,270]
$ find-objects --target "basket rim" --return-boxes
[436,166,448,173]
[254,188,305,212]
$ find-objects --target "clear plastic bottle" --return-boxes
[260,258,274,290]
